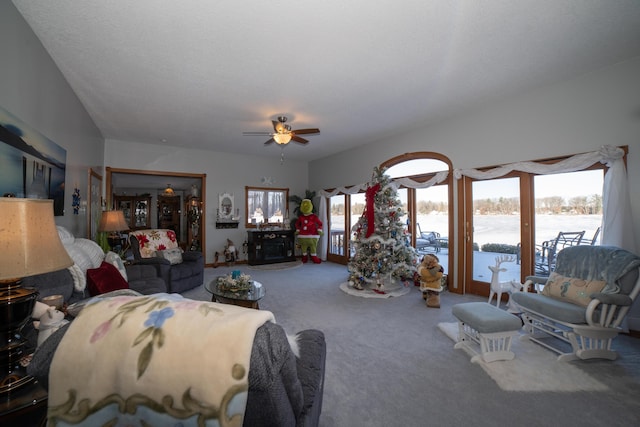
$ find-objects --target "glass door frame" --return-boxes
[461,171,534,297]
[326,193,349,264]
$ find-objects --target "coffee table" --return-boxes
[205,278,265,309]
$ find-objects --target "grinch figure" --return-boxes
[295,198,323,263]
[418,254,444,308]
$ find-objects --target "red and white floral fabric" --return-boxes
[130,229,179,258]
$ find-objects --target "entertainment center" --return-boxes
[247,230,296,265]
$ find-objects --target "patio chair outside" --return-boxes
[535,230,585,275]
[581,226,601,246]
[416,224,443,253]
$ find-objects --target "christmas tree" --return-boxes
[348,166,419,291]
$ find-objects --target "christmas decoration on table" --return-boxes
[216,270,252,292]
[418,253,444,308]
[347,166,419,293]
[295,198,324,264]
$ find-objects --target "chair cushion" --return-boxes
[541,272,606,307]
[157,247,183,265]
[452,302,522,333]
[511,292,588,324]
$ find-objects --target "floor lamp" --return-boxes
[0,198,73,394]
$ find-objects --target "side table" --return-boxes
[0,381,48,427]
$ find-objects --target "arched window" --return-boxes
[381,152,456,292]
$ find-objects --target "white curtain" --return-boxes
[316,172,450,260]
[453,145,636,253]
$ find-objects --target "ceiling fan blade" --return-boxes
[243,131,273,136]
[291,135,309,144]
[291,128,320,135]
[264,138,275,145]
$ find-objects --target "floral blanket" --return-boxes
[47,293,274,426]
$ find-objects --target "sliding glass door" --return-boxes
[327,194,348,263]
[463,167,604,298]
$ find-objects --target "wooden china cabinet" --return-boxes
[113,195,152,230]
[157,195,181,232]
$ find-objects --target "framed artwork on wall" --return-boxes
[0,106,67,215]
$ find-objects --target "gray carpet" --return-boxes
[183,262,640,427]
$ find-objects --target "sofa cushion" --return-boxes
[130,229,178,258]
[86,261,130,296]
[541,272,606,307]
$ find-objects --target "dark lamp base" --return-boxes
[0,280,38,395]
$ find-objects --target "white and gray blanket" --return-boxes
[48,293,274,426]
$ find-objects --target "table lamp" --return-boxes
[98,210,130,251]
[0,198,73,394]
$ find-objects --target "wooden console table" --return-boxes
[247,230,296,265]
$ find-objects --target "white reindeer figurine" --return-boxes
[488,255,522,308]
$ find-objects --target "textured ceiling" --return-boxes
[13,0,640,162]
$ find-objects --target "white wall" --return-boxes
[105,139,309,264]
[310,57,639,224]
[0,2,105,237]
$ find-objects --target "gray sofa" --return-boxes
[22,263,166,305]
[28,314,326,427]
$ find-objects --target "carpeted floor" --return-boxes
[183,262,640,427]
[437,322,608,392]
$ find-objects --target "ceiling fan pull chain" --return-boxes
[280,146,285,165]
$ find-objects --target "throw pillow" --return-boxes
[541,272,607,307]
[157,247,183,265]
[86,261,130,297]
[105,251,128,281]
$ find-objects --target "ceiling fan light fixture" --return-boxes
[273,133,292,145]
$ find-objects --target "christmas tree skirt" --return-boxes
[339,281,411,298]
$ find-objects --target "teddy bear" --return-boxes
[295,198,323,263]
[417,254,444,308]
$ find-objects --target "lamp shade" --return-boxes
[98,210,130,233]
[273,133,292,145]
[0,198,73,280]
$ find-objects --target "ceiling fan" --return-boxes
[243,116,320,146]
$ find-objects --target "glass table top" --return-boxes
[205,278,265,302]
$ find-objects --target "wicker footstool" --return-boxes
[452,302,522,363]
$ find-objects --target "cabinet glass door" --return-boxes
[135,200,149,228]
[118,200,132,226]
